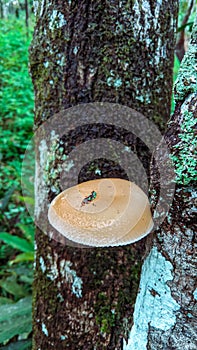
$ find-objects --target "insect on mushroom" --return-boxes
[48,178,154,247]
[81,190,97,207]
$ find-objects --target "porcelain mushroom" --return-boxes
[48,178,154,247]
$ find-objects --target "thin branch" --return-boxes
[175,0,194,62]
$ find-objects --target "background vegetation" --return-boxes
[0,4,34,349]
[0,0,196,348]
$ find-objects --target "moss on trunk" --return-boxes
[30,1,179,348]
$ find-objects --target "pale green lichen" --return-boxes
[171,16,197,184]
[61,260,83,298]
[44,254,83,298]
[124,246,180,350]
[56,53,65,66]
[60,335,67,340]
[48,10,67,31]
[95,168,102,175]
[34,0,44,18]
[35,140,49,219]
[43,131,66,194]
[39,256,46,273]
[43,61,49,68]
[170,107,197,185]
[73,46,78,55]
[193,288,197,300]
[132,0,167,61]
[106,71,123,88]
[174,44,197,101]
[42,323,49,336]
[57,293,64,302]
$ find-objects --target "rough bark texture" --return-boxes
[30,1,179,349]
[31,0,177,129]
[124,14,197,350]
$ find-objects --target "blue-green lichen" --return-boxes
[124,246,180,350]
[63,260,83,298]
[193,288,197,300]
[44,254,83,298]
[43,131,66,194]
[42,323,49,336]
[174,45,197,101]
[106,71,122,88]
[39,256,47,273]
[48,10,67,31]
[170,109,197,185]
[60,334,67,340]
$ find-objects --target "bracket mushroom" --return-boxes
[48,178,154,247]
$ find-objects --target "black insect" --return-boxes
[81,191,97,207]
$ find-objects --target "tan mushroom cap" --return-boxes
[48,178,154,247]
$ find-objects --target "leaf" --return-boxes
[0,298,14,306]
[0,233,34,253]
[10,252,34,264]
[177,21,193,32]
[15,196,35,206]
[0,245,14,260]
[0,297,32,344]
[18,273,34,285]
[0,185,16,211]
[0,339,32,350]
[0,276,28,298]
[16,224,34,243]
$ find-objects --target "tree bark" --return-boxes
[124,14,197,350]
[29,1,179,349]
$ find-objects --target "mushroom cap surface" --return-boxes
[48,178,153,247]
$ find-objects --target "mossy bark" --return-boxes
[29,1,179,349]
[125,14,197,350]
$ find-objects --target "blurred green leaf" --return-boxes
[16,224,34,243]
[177,21,193,32]
[0,276,28,299]
[0,339,32,350]
[0,245,14,260]
[15,196,35,206]
[0,298,14,306]
[0,297,32,344]
[0,186,16,211]
[10,252,34,265]
[0,233,34,253]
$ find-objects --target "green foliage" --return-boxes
[0,17,34,206]
[0,232,34,254]
[0,264,33,300]
[0,297,32,346]
[0,339,32,350]
[0,16,34,348]
[171,55,181,112]
[0,263,33,345]
[0,224,34,264]
[178,1,197,31]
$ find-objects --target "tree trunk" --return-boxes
[124,14,197,350]
[29,1,178,349]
